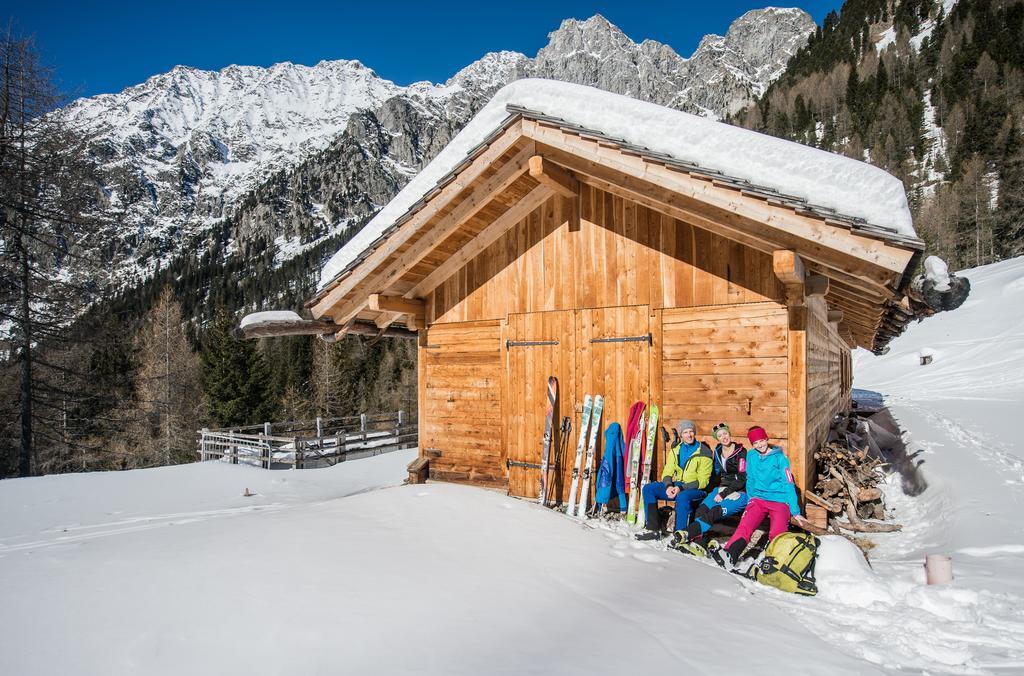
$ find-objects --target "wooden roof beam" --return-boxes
[773,250,806,307]
[825,295,883,324]
[406,184,555,299]
[320,320,417,342]
[369,294,425,316]
[806,274,829,297]
[309,130,532,319]
[370,295,426,332]
[528,155,578,197]
[773,250,805,285]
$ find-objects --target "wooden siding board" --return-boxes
[660,304,790,450]
[428,185,780,323]
[422,321,505,486]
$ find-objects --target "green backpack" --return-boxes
[749,532,820,596]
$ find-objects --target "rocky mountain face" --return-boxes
[57,8,815,297]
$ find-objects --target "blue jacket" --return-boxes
[745,445,801,517]
[596,423,627,508]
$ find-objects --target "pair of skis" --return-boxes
[566,394,604,518]
[626,402,659,526]
[538,377,558,506]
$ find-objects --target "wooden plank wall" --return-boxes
[428,184,785,323]
[658,303,790,461]
[416,183,852,501]
[420,320,506,487]
[805,296,851,473]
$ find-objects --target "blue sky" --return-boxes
[6,1,842,102]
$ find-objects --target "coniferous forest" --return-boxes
[3,0,1023,477]
[735,0,1024,267]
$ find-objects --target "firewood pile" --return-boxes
[801,416,903,542]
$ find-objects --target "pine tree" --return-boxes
[200,311,274,427]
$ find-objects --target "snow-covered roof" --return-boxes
[319,79,917,290]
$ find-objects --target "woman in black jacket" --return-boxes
[671,423,749,545]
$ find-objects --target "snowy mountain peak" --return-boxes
[545,13,633,48]
[443,51,529,92]
[53,9,815,289]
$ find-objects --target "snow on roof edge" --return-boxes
[318,79,917,291]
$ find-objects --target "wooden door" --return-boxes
[576,305,651,506]
[421,320,506,487]
[505,310,576,499]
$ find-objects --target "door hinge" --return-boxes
[506,340,559,349]
[589,333,652,345]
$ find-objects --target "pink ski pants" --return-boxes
[725,498,790,548]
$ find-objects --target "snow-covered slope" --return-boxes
[832,256,1024,671]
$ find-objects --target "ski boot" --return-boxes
[670,531,709,558]
[708,538,747,570]
[635,503,665,541]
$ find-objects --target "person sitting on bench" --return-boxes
[710,426,810,568]
[635,420,713,540]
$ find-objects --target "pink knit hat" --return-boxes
[747,426,769,444]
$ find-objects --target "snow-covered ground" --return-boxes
[1,449,869,675]
[2,258,1023,674]
[842,256,1024,672]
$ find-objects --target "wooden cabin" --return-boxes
[306,81,924,505]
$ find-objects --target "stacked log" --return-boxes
[804,440,903,539]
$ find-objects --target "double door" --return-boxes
[505,305,651,500]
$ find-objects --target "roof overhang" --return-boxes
[307,108,924,350]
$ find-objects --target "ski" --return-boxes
[575,395,604,518]
[538,376,557,506]
[565,395,593,515]
[637,403,659,527]
[625,406,646,524]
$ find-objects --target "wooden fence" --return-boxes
[197,411,417,469]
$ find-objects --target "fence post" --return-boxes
[360,413,367,433]
[397,410,403,427]
[200,428,209,461]
[295,437,303,470]
[229,430,238,465]
[263,422,273,470]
